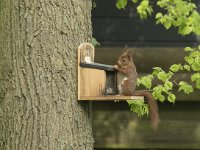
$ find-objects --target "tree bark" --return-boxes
[0,0,93,150]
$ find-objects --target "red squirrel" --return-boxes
[114,48,160,130]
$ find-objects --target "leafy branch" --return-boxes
[138,45,200,103]
[116,0,200,35]
[127,100,149,117]
[156,0,200,35]
[116,0,153,19]
[116,0,200,117]
[134,45,200,117]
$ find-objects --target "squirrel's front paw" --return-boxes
[113,65,118,69]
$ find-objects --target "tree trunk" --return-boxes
[0,0,93,150]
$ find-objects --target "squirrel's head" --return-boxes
[117,47,133,66]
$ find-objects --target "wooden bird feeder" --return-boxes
[78,43,144,101]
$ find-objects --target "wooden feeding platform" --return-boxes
[77,43,144,101]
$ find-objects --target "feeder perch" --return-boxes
[77,43,144,101]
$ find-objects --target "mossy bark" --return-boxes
[0,0,93,149]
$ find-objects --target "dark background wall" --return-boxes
[92,0,200,47]
[91,0,200,150]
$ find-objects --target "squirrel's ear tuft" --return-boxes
[124,45,130,54]
[124,47,132,56]
[120,45,132,57]
[124,45,128,50]
[126,50,132,56]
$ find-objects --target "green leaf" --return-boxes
[116,0,127,9]
[164,21,171,29]
[191,73,200,89]
[152,85,167,102]
[198,45,200,50]
[131,0,138,3]
[152,85,164,101]
[184,56,194,65]
[152,67,163,76]
[168,93,176,103]
[190,51,200,57]
[155,12,163,19]
[183,65,190,71]
[158,95,165,102]
[164,81,173,90]
[137,75,153,89]
[184,47,194,52]
[191,60,200,71]
[178,25,192,35]
[152,67,163,71]
[91,37,100,47]
[167,71,174,79]
[191,73,200,81]
[196,80,200,89]
[157,0,166,8]
[191,64,199,71]
[169,64,183,72]
[137,0,152,19]
[178,81,193,94]
[147,7,153,15]
[157,72,168,82]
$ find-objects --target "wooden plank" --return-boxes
[80,68,106,97]
[78,43,96,100]
[80,95,144,100]
[78,43,81,100]
[78,43,107,99]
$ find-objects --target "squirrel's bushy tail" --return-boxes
[133,91,160,130]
